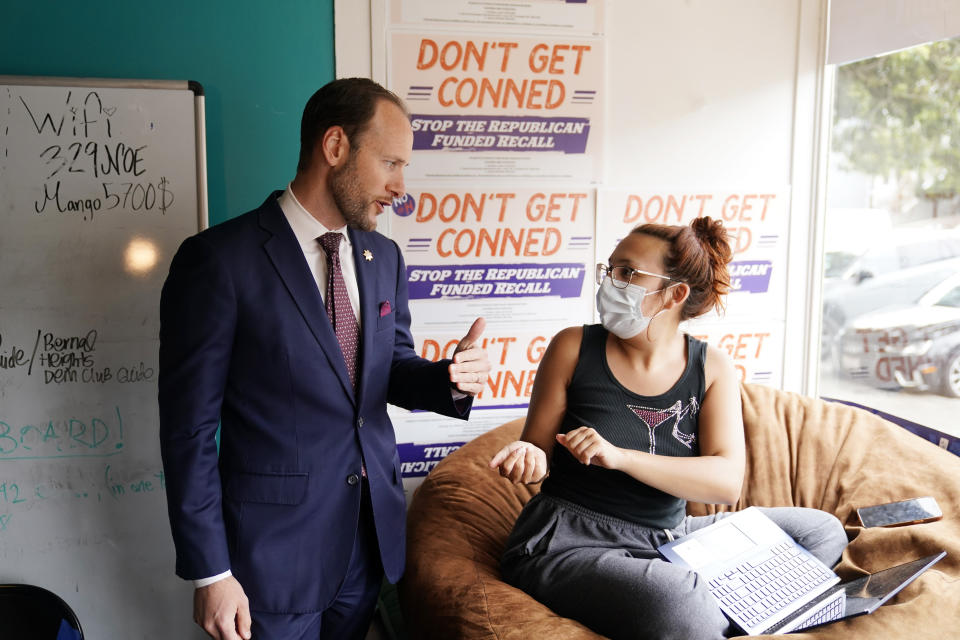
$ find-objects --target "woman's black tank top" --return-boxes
[540,324,707,528]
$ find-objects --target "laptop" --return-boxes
[766,550,946,633]
[657,507,945,635]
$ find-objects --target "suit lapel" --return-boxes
[259,196,356,404]
[350,227,376,407]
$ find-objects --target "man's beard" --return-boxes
[329,153,377,232]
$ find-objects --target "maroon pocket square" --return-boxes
[379,300,392,317]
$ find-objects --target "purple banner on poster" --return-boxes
[410,114,590,153]
[407,262,586,299]
[729,260,772,294]
[397,441,466,477]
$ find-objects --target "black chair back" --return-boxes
[0,584,84,639]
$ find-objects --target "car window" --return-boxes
[825,251,857,278]
[848,246,896,278]
[897,240,938,268]
[934,286,960,308]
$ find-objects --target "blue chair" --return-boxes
[0,584,84,639]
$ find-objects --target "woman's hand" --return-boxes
[489,440,548,484]
[556,427,624,470]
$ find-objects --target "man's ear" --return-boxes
[319,125,349,167]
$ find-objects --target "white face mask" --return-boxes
[596,277,674,339]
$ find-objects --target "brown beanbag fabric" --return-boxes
[400,383,960,639]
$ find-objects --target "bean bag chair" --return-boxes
[399,383,960,639]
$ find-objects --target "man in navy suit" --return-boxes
[159,78,490,640]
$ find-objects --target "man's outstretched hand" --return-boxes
[449,317,490,396]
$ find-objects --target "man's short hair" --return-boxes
[297,78,408,173]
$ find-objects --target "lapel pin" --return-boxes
[363,249,373,261]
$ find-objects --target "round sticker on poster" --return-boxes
[393,193,416,217]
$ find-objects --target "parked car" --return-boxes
[836,271,960,397]
[825,228,960,290]
[821,250,960,362]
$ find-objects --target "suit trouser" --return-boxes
[251,478,383,640]
[501,493,848,640]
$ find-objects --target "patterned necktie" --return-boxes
[319,232,359,388]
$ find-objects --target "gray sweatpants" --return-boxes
[501,493,848,640]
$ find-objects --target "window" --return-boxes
[820,36,960,428]
[935,287,960,309]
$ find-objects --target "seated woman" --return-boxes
[489,217,848,640]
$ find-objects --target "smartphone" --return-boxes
[857,496,942,528]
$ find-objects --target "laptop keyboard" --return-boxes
[706,541,836,628]
[793,590,845,630]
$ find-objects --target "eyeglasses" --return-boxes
[595,263,680,289]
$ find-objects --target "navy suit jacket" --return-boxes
[158,192,469,613]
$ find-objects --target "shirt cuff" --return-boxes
[451,388,468,401]
[194,570,232,588]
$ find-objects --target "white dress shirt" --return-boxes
[278,185,362,327]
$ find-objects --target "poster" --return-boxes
[595,187,789,393]
[383,3,607,490]
[389,0,605,36]
[685,320,785,387]
[391,186,596,328]
[388,31,604,181]
[597,188,790,320]
[390,185,596,493]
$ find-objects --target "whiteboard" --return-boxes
[0,76,207,639]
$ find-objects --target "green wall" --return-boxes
[1,0,336,225]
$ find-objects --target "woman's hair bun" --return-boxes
[629,216,733,320]
[690,216,733,264]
